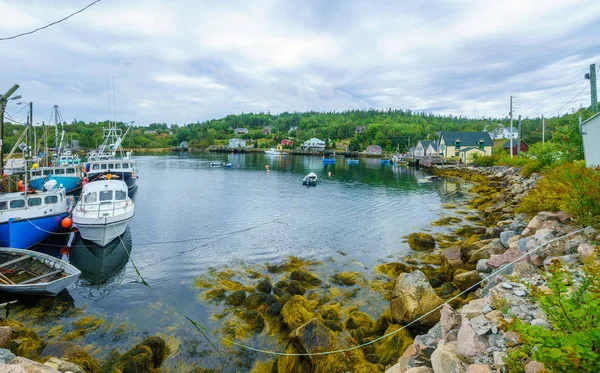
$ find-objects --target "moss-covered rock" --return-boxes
[323,320,343,332]
[240,310,265,334]
[61,345,102,373]
[374,262,412,277]
[273,286,285,297]
[290,269,322,287]
[225,290,246,306]
[320,303,341,322]
[256,279,272,294]
[245,292,276,309]
[437,282,458,298]
[330,272,361,286]
[0,319,46,360]
[452,270,481,291]
[375,324,413,366]
[281,295,315,329]
[407,232,436,251]
[104,336,168,373]
[267,302,283,317]
[202,288,227,303]
[286,280,306,296]
[431,216,462,226]
[373,311,393,336]
[390,270,443,327]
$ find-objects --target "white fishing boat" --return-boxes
[302,172,318,186]
[264,147,286,156]
[72,177,134,247]
[0,247,80,296]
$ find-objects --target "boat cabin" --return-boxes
[30,165,79,179]
[0,189,66,215]
[86,159,136,172]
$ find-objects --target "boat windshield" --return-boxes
[115,190,127,200]
[99,190,113,202]
[84,192,97,204]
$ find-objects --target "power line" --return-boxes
[0,0,102,41]
[545,83,589,118]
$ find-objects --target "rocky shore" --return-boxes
[384,165,597,373]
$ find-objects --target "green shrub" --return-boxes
[505,257,600,372]
[518,163,600,227]
[471,154,498,167]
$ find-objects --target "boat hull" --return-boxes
[29,175,81,194]
[0,213,69,249]
[0,247,80,296]
[74,215,133,247]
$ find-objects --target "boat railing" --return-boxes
[76,201,133,219]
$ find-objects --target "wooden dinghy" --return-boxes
[0,248,81,296]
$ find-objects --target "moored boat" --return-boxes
[0,247,80,296]
[322,158,336,164]
[73,177,134,247]
[28,165,81,194]
[302,172,318,186]
[265,147,286,156]
[347,159,359,165]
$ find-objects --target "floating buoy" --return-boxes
[328,172,332,177]
[17,180,24,192]
[265,165,269,170]
[61,217,72,229]
[59,246,70,255]
[32,163,39,169]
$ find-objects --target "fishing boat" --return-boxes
[302,172,318,186]
[322,158,336,164]
[84,122,138,192]
[0,247,80,296]
[209,161,224,167]
[347,159,359,165]
[264,147,286,156]
[72,177,135,247]
[28,164,81,194]
[225,163,232,168]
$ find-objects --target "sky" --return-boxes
[0,0,599,126]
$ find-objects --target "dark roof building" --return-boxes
[502,139,529,156]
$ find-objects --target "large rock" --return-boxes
[288,318,332,355]
[441,246,463,280]
[0,327,12,349]
[525,360,545,373]
[405,368,433,373]
[459,298,489,320]
[577,243,595,264]
[467,364,492,373]
[499,230,517,248]
[486,248,528,269]
[408,233,436,251]
[391,271,443,327]
[44,357,85,373]
[430,342,467,373]
[395,344,422,373]
[452,271,480,291]
[0,356,60,372]
[413,322,442,360]
[461,239,493,263]
[457,318,488,361]
[0,348,15,364]
[468,239,504,264]
[441,304,461,340]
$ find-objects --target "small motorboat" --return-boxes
[380,159,390,165]
[264,148,286,156]
[0,247,80,296]
[225,163,232,168]
[73,177,135,247]
[302,172,318,186]
[322,158,336,164]
[209,162,224,167]
[347,159,359,165]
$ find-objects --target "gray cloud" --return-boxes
[0,0,599,126]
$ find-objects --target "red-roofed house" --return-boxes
[281,139,294,147]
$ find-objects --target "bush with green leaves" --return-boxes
[505,257,600,372]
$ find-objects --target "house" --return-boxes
[366,145,382,154]
[581,112,600,167]
[288,126,298,134]
[302,137,325,151]
[179,141,188,149]
[355,125,366,134]
[280,139,294,147]
[234,128,248,135]
[228,138,246,149]
[414,140,438,158]
[438,131,493,163]
[502,139,529,156]
[263,126,272,134]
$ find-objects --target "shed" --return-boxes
[228,138,247,149]
[502,139,529,156]
[581,112,600,167]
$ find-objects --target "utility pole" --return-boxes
[517,115,522,158]
[28,102,33,158]
[590,63,598,114]
[542,115,545,143]
[0,84,20,176]
[509,96,513,158]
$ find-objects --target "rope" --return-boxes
[107,217,586,356]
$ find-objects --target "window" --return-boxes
[115,190,127,200]
[100,190,113,201]
[92,164,100,170]
[114,163,121,169]
[54,168,65,175]
[10,200,25,209]
[31,171,41,177]
[101,164,108,170]
[455,151,459,157]
[0,202,7,210]
[66,168,75,174]
[478,140,484,150]
[122,163,129,168]
[43,169,52,176]
[44,196,58,204]
[108,164,114,169]
[28,197,42,207]
[455,140,461,150]
[84,192,97,204]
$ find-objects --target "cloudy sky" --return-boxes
[1,0,599,126]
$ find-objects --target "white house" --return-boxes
[302,137,325,151]
[228,138,247,149]
[234,128,249,135]
[414,140,438,158]
[581,112,600,167]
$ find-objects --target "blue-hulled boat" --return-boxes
[29,165,81,194]
[380,159,390,165]
[322,158,336,164]
[0,185,73,249]
[347,159,359,165]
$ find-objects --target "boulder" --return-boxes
[441,246,463,280]
[0,327,12,349]
[441,304,461,340]
[467,364,492,373]
[468,315,491,336]
[225,290,246,306]
[452,271,480,291]
[413,322,442,359]
[391,271,443,327]
[534,229,555,245]
[461,239,493,263]
[468,239,504,264]
[0,357,60,372]
[290,269,322,287]
[486,248,528,270]
[459,298,488,320]
[408,233,436,251]
[377,324,414,366]
[44,357,85,373]
[288,318,332,355]
[286,280,306,296]
[457,319,488,361]
[577,243,595,264]
[430,342,467,373]
[499,230,517,248]
[405,368,433,373]
[525,361,545,373]
[395,344,422,373]
[106,336,168,373]
[475,259,490,273]
[0,348,15,364]
[255,279,272,294]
